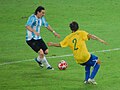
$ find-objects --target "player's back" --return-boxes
[67,30,90,64]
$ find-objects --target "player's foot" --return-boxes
[84,80,90,84]
[34,58,44,68]
[88,78,97,85]
[47,66,54,70]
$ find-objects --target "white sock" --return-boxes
[37,56,41,62]
[39,56,51,68]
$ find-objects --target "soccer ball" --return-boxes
[58,60,68,70]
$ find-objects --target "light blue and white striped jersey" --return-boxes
[25,14,49,41]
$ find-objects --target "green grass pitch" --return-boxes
[0,0,120,90]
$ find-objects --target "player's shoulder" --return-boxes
[77,30,89,34]
[28,14,36,20]
[29,14,35,17]
[41,16,46,21]
[41,16,45,19]
[78,30,87,33]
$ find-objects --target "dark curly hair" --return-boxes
[69,21,79,32]
[34,6,45,15]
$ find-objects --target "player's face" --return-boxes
[37,10,45,18]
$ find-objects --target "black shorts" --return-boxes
[26,38,48,53]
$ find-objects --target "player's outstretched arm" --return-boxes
[47,42,61,47]
[88,34,108,45]
[46,25,60,38]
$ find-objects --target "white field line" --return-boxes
[0,48,120,66]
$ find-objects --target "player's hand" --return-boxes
[100,40,108,45]
[47,42,53,46]
[54,32,60,38]
[34,31,39,36]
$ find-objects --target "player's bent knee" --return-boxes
[38,49,44,58]
[44,49,48,55]
[97,60,101,64]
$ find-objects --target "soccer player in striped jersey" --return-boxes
[25,6,60,70]
[47,21,108,84]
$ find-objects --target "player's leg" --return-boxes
[90,60,100,79]
[84,65,91,84]
[37,49,54,70]
[40,39,54,70]
[88,60,100,85]
[26,39,53,70]
[85,65,91,81]
[88,55,100,85]
[26,39,44,68]
[81,63,91,84]
[35,49,44,68]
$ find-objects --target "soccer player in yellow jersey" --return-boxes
[47,21,108,85]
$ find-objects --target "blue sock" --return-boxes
[85,66,91,81]
[90,63,100,79]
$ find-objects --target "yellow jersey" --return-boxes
[60,30,90,64]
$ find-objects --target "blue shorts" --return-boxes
[80,54,98,67]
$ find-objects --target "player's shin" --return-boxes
[40,56,51,68]
[85,66,91,81]
[90,63,100,79]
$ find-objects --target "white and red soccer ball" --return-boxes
[58,60,68,70]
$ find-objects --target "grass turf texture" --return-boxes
[0,0,120,90]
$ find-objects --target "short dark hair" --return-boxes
[34,6,45,15]
[69,21,79,32]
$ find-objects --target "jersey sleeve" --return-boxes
[41,17,49,27]
[25,16,34,26]
[81,31,89,41]
[60,36,69,48]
